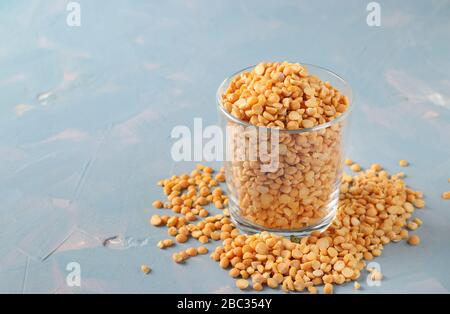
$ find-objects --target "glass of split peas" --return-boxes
[217,61,352,236]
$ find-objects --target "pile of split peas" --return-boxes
[144,159,430,294]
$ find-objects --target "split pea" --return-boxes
[333,260,345,272]
[341,267,354,278]
[301,119,314,128]
[186,247,198,257]
[229,268,240,278]
[350,164,361,172]
[253,282,263,291]
[220,258,230,268]
[267,278,278,289]
[236,279,249,290]
[141,264,151,274]
[323,283,333,294]
[407,222,418,231]
[152,200,163,208]
[176,233,188,243]
[150,215,163,226]
[158,239,174,249]
[413,217,423,226]
[172,252,185,264]
[197,246,209,254]
[371,163,382,171]
[168,227,178,236]
[413,199,425,209]
[199,235,209,244]
[408,235,420,246]
[255,242,269,255]
[442,191,450,200]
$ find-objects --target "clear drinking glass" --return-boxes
[217,63,352,236]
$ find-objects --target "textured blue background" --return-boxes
[1,0,449,293]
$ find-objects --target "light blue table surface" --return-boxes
[1,0,450,293]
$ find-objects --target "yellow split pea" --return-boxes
[150,215,163,226]
[350,164,361,172]
[442,191,450,200]
[408,235,420,246]
[197,246,209,254]
[236,279,249,290]
[323,283,333,294]
[152,200,163,208]
[186,247,198,257]
[141,264,151,274]
[176,233,188,243]
[157,239,174,249]
[344,159,353,166]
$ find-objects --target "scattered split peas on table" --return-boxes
[142,62,427,293]
[144,158,425,294]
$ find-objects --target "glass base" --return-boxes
[229,199,338,238]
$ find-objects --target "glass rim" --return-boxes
[216,62,353,134]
